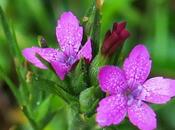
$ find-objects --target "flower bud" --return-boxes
[101,21,130,56]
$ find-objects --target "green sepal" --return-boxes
[79,86,103,116]
[89,54,108,86]
[69,59,88,95]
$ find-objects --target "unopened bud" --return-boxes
[101,21,130,56]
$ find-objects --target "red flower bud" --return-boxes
[101,21,130,56]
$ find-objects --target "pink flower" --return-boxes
[96,44,175,130]
[22,12,92,80]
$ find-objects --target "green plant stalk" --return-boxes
[91,8,102,55]
[1,8,29,105]
[0,7,47,130]
[0,6,23,63]
[83,0,102,55]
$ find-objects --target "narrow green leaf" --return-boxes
[0,7,27,103]
[91,7,102,55]
[0,6,23,63]
[32,76,77,104]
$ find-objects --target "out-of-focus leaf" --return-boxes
[0,39,11,77]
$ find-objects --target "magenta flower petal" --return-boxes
[168,79,175,96]
[128,102,156,130]
[77,38,92,61]
[140,77,175,104]
[98,65,127,94]
[23,47,46,69]
[22,12,92,80]
[96,94,127,127]
[96,44,175,129]
[56,11,83,55]
[51,61,70,80]
[123,44,152,89]
[22,47,64,69]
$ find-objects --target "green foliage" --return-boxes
[70,59,88,95]
[0,0,175,130]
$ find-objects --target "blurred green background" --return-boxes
[0,0,175,130]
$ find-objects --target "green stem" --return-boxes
[0,6,23,63]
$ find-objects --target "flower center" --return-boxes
[126,85,143,106]
[65,55,76,66]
